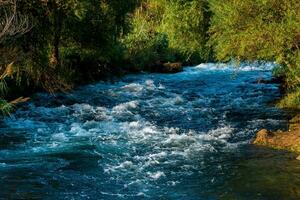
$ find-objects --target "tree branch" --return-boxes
[0,0,31,43]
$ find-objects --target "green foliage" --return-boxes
[7,0,138,90]
[209,0,300,108]
[209,0,300,89]
[160,0,210,62]
[122,0,170,70]
[277,88,300,109]
[58,0,139,78]
[0,64,13,116]
[0,0,138,115]
[122,1,173,70]
[122,0,211,69]
[0,99,13,116]
[123,31,171,70]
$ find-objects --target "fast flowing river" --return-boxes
[0,63,300,199]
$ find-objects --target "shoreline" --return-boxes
[253,114,300,159]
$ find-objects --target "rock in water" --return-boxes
[152,62,183,73]
[162,63,183,73]
[253,129,300,153]
[253,129,270,145]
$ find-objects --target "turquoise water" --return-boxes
[0,63,299,199]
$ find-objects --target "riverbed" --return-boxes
[0,63,299,199]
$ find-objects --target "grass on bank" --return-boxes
[278,88,300,109]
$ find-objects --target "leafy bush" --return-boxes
[278,88,300,109]
[209,0,300,87]
[160,0,211,63]
[123,30,171,70]
[122,0,211,70]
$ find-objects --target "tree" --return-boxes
[0,0,31,43]
[209,0,300,87]
[160,0,211,63]
[122,0,211,69]
[0,0,31,115]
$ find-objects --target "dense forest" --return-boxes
[0,0,300,114]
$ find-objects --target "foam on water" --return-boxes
[0,63,291,199]
[194,62,276,71]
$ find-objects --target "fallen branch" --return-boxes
[10,96,30,105]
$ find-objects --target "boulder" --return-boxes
[252,129,271,145]
[152,62,183,73]
[253,128,300,154]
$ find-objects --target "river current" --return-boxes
[0,63,299,199]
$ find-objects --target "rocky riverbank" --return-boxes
[253,115,300,159]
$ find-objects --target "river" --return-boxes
[0,63,299,199]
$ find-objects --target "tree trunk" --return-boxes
[50,29,61,68]
[50,3,62,69]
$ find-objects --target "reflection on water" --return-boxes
[0,63,299,199]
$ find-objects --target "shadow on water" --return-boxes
[215,147,300,200]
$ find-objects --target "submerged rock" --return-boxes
[253,128,300,155]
